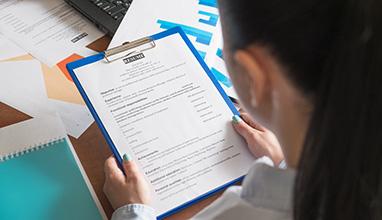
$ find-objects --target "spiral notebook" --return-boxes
[0,115,106,220]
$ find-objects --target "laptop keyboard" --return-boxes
[90,0,133,20]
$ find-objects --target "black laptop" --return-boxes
[65,0,133,36]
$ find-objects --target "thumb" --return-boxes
[122,154,139,177]
[232,115,255,141]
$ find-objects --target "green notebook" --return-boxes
[0,116,105,220]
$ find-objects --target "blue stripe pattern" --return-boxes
[216,48,224,59]
[199,0,218,8]
[157,20,213,45]
[198,11,219,26]
[211,68,232,88]
[197,50,207,59]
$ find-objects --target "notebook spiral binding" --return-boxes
[0,137,66,162]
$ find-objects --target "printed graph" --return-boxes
[156,0,233,90]
[157,20,213,45]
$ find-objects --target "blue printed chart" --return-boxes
[109,0,237,98]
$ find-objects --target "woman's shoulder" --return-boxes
[241,158,296,212]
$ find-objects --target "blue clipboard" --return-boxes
[67,27,243,219]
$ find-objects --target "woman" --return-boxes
[103,0,382,219]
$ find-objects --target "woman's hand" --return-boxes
[232,110,284,166]
[103,155,152,210]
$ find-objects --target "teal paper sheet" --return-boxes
[0,139,103,220]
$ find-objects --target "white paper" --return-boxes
[49,99,94,139]
[75,32,253,216]
[0,0,104,66]
[0,60,94,138]
[0,60,55,117]
[0,34,26,60]
[110,0,237,98]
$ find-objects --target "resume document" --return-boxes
[72,32,254,216]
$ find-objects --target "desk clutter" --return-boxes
[0,0,103,138]
[0,0,237,219]
[0,0,233,137]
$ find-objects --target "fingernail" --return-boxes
[123,154,131,162]
[232,115,242,124]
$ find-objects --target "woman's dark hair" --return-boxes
[218,0,382,219]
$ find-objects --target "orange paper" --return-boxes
[57,54,83,82]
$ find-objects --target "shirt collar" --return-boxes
[241,160,296,212]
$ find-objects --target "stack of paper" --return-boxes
[0,0,107,138]
[0,59,94,138]
[0,34,25,61]
[0,0,103,66]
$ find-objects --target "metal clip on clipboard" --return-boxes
[104,37,156,63]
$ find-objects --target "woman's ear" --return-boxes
[233,49,269,107]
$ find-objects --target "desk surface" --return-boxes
[0,36,222,219]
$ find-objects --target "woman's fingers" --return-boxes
[104,156,124,182]
[104,155,140,181]
[233,112,284,165]
[238,109,266,132]
[103,154,152,208]
[232,115,257,141]
[122,154,140,179]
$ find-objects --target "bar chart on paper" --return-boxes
[109,0,238,98]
